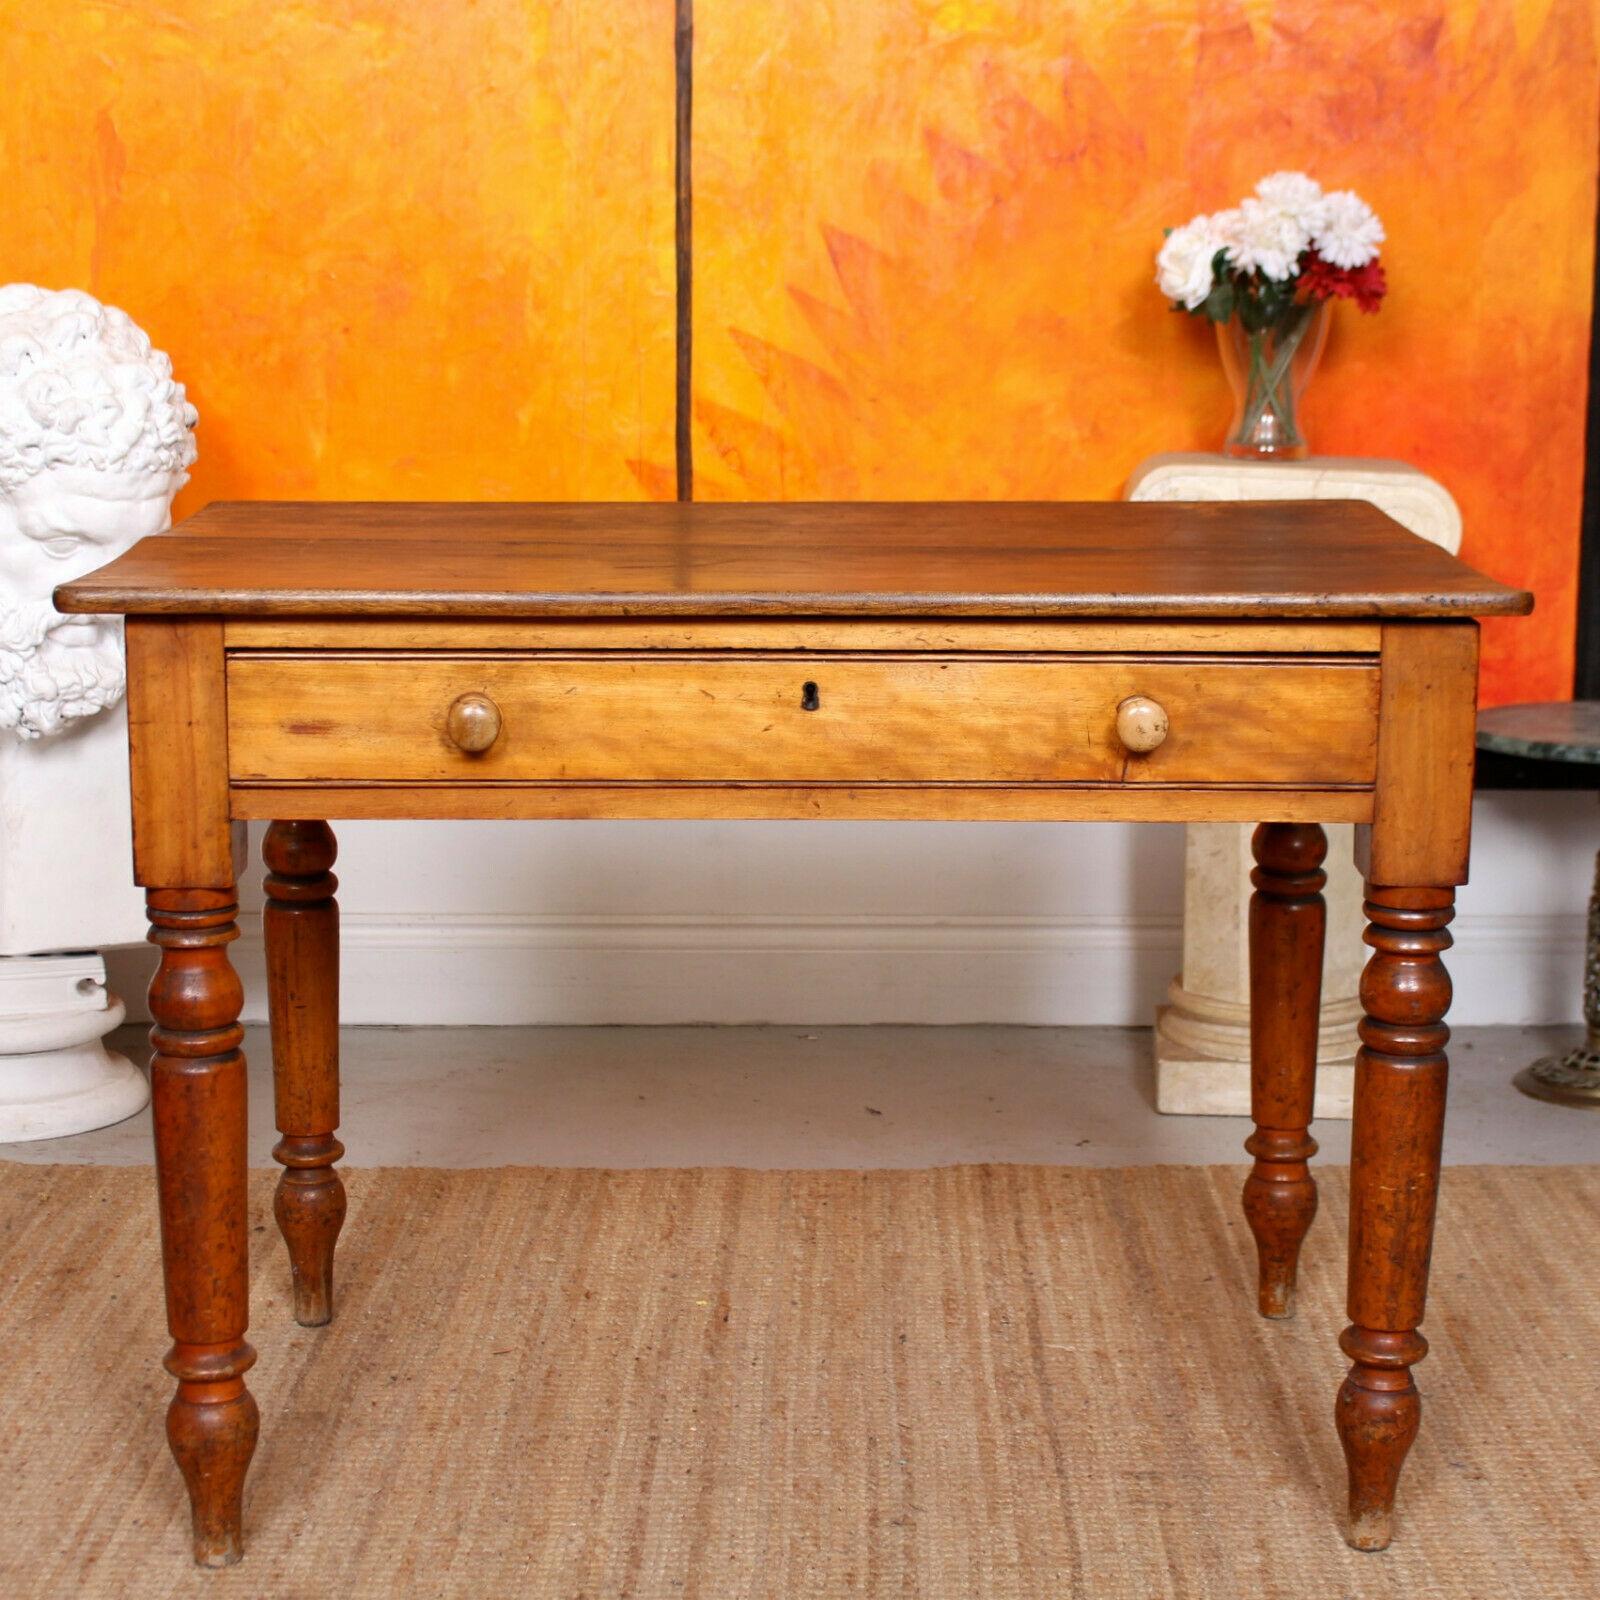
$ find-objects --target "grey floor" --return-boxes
[2,1023,1594,1168]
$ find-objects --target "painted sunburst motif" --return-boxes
[637,0,1597,705]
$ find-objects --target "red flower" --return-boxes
[1298,249,1387,314]
[1345,259,1387,313]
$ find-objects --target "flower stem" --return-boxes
[1237,304,1312,449]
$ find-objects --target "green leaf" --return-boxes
[1202,280,1234,324]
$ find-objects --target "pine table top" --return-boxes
[56,499,1533,620]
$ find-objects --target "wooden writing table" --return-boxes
[57,500,1531,1568]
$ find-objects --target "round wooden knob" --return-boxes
[1115,695,1169,754]
[446,692,502,753]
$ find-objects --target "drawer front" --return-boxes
[226,653,1379,787]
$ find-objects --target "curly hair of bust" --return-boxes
[0,285,197,489]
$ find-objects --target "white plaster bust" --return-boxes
[0,285,197,739]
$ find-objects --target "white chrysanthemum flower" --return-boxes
[1218,198,1310,282]
[1155,213,1223,310]
[1255,170,1326,232]
[1313,190,1384,268]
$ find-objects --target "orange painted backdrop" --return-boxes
[2,1,677,501]
[4,0,1596,703]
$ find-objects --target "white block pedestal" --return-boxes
[1127,453,1464,1118]
[0,953,145,1142]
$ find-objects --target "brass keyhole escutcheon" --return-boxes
[446,692,502,753]
[801,680,820,711]
[1115,694,1168,753]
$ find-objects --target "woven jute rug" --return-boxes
[0,1162,1595,1599]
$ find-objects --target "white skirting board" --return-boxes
[100,793,1595,1029]
[105,906,1585,1028]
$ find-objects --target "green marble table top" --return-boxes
[1477,701,1600,764]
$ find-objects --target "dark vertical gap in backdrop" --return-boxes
[675,0,694,502]
[1576,115,1600,697]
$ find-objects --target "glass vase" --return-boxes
[1217,301,1330,459]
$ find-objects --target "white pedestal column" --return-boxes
[1126,454,1463,1118]
[0,952,145,1142]
[0,703,150,1141]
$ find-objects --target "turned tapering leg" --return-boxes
[1243,822,1327,1318]
[1336,885,1453,1552]
[263,821,345,1328]
[148,888,259,1568]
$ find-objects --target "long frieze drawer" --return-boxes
[226,654,1380,787]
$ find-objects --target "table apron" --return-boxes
[226,782,1375,824]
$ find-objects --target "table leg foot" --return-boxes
[1335,1326,1424,1552]
[1244,822,1326,1319]
[1242,1133,1318,1319]
[264,821,345,1329]
[1335,884,1453,1552]
[273,1136,346,1327]
[165,1342,261,1567]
